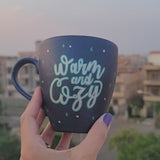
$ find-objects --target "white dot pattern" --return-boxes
[76,115,80,118]
[58,120,61,124]
[41,80,44,84]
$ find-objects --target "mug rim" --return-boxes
[41,35,118,49]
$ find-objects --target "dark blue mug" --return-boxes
[12,35,118,133]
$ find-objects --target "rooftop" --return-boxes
[150,51,160,54]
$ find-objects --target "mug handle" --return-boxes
[11,57,39,100]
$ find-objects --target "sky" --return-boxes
[0,0,160,56]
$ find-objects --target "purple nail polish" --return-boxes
[103,113,112,127]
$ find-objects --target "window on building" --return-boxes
[152,74,158,81]
[151,87,160,96]
[8,91,14,97]
[24,78,29,85]
[21,78,29,86]
[8,79,12,85]
[113,99,118,105]
[24,66,28,74]
[148,71,160,81]
[7,67,12,74]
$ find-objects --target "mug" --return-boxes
[12,35,118,133]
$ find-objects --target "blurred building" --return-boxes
[148,51,160,65]
[117,55,147,72]
[17,40,41,96]
[142,51,160,117]
[111,55,146,116]
[0,56,20,98]
[18,50,39,95]
[0,40,41,99]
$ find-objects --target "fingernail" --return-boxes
[103,113,112,127]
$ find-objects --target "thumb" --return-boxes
[77,113,112,156]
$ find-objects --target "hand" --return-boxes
[20,88,112,160]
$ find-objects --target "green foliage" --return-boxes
[127,105,132,118]
[0,82,4,94]
[0,101,20,160]
[0,102,3,115]
[127,95,144,117]
[0,100,7,117]
[0,124,20,160]
[128,94,144,109]
[41,120,75,149]
[0,104,75,160]
[154,102,160,112]
[0,125,75,160]
[51,133,75,149]
[108,106,115,115]
[148,102,160,127]
[147,104,154,118]
[109,128,160,160]
[109,128,141,151]
[153,102,160,128]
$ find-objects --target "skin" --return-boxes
[20,87,111,160]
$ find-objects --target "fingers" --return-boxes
[41,123,56,146]
[20,87,43,138]
[56,133,73,150]
[22,87,42,119]
[41,122,72,150]
[22,87,45,130]
[76,113,112,156]
[36,108,45,129]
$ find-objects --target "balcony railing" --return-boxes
[113,92,124,98]
[144,95,160,102]
[144,80,160,86]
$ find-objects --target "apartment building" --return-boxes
[142,51,160,117]
[0,40,41,99]
[18,51,39,95]
[111,71,144,115]
[0,56,21,98]
[148,51,160,65]
[111,55,145,115]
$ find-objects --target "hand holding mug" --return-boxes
[20,88,112,160]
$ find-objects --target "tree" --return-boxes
[0,95,75,159]
[0,124,20,160]
[108,106,115,115]
[0,101,3,115]
[51,133,75,149]
[127,95,144,117]
[0,101,21,160]
[0,82,4,94]
[153,102,160,128]
[0,82,4,115]
[109,128,160,160]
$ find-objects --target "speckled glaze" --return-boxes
[12,35,118,133]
